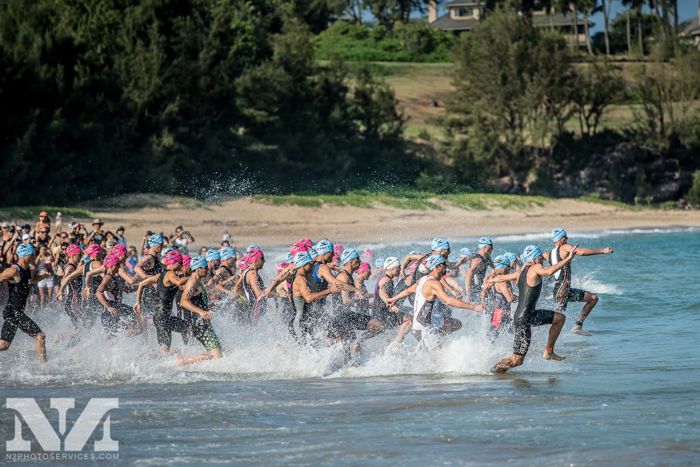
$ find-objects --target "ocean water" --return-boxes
[1,229,699,465]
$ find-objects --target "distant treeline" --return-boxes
[0,0,420,205]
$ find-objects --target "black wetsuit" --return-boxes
[101,273,137,336]
[487,286,513,340]
[512,266,555,356]
[82,260,102,327]
[189,288,221,351]
[241,269,266,323]
[291,273,316,343]
[154,271,189,348]
[140,254,163,318]
[62,262,83,328]
[372,275,402,328]
[1,265,42,343]
[469,253,491,303]
[307,263,329,330]
[326,271,370,340]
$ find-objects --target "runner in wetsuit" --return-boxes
[96,253,142,337]
[400,238,464,299]
[372,257,413,346]
[388,255,483,351]
[135,250,189,352]
[326,250,382,345]
[175,254,195,344]
[210,247,237,292]
[134,234,165,318]
[56,244,84,328]
[488,244,577,373]
[549,228,613,336]
[465,236,494,304]
[481,255,517,340]
[80,243,106,327]
[0,243,47,363]
[240,248,266,323]
[307,240,355,332]
[177,257,223,365]
[290,252,338,344]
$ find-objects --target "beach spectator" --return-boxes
[35,211,51,235]
[170,226,195,250]
[35,226,51,249]
[125,246,139,275]
[36,245,55,307]
[116,226,127,246]
[88,218,105,245]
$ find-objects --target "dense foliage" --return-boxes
[0,0,417,205]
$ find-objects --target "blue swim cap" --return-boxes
[16,243,36,258]
[478,236,493,247]
[448,254,457,263]
[314,239,334,255]
[373,258,385,268]
[307,247,318,258]
[340,249,360,265]
[493,255,510,270]
[148,234,164,247]
[504,252,518,265]
[205,249,221,262]
[219,247,236,260]
[190,257,207,270]
[246,244,261,253]
[293,251,313,268]
[458,247,472,258]
[425,254,446,271]
[431,237,451,252]
[551,228,567,242]
[522,245,543,263]
[285,252,293,262]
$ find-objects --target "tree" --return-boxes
[571,62,624,136]
[622,0,645,54]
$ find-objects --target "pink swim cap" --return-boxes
[294,238,313,249]
[111,244,127,257]
[356,261,371,275]
[163,250,183,265]
[86,243,105,258]
[182,254,191,268]
[65,244,82,258]
[276,261,291,273]
[289,245,308,256]
[237,257,251,271]
[103,253,120,268]
[334,243,344,254]
[362,248,375,260]
[246,248,264,262]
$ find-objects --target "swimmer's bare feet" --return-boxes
[571,324,592,336]
[543,350,566,361]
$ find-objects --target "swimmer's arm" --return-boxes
[298,278,335,304]
[533,246,578,276]
[377,278,392,306]
[387,283,417,306]
[134,255,154,279]
[431,282,482,312]
[118,266,140,285]
[135,275,158,305]
[400,254,422,275]
[464,258,479,297]
[320,265,355,292]
[262,267,292,297]
[169,271,190,288]
[181,280,209,318]
[486,271,520,285]
[58,266,81,293]
[496,282,515,303]
[440,276,462,298]
[248,270,264,299]
[574,246,613,256]
[0,266,16,283]
[95,276,113,311]
[85,265,106,282]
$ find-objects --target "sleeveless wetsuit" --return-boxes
[307,263,329,330]
[189,287,221,351]
[1,265,42,343]
[82,260,103,327]
[291,273,316,343]
[101,273,137,336]
[372,275,402,328]
[62,262,83,328]
[411,275,440,349]
[153,271,189,348]
[326,271,370,340]
[469,253,490,303]
[241,269,266,323]
[140,254,163,318]
[551,246,586,312]
[512,266,555,356]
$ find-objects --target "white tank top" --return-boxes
[550,247,561,280]
[412,276,436,332]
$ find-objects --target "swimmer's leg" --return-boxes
[544,312,566,361]
[573,291,598,336]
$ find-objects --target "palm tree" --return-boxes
[622,0,645,55]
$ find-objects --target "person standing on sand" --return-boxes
[487,244,577,373]
[549,228,613,336]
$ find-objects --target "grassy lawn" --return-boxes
[0,206,93,220]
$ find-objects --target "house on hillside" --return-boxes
[680,15,700,50]
[427,0,588,47]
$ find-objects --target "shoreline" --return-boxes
[12,196,697,248]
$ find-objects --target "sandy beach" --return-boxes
[68,196,700,248]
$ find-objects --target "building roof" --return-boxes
[680,17,700,36]
[429,13,479,31]
[444,0,480,6]
[430,11,585,31]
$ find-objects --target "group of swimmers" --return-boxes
[0,214,613,373]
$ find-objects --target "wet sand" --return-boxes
[75,197,700,248]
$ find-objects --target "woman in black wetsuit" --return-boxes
[177,257,223,365]
[0,243,47,363]
[481,255,517,341]
[240,248,266,323]
[80,243,106,327]
[135,249,189,352]
[96,252,142,337]
[56,244,84,328]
